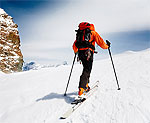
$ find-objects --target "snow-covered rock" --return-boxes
[0,8,23,73]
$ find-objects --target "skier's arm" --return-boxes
[93,31,109,49]
[72,40,78,53]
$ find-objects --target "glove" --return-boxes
[106,40,111,48]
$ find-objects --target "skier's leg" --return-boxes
[79,50,93,89]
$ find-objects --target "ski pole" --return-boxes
[106,40,121,90]
[64,53,77,96]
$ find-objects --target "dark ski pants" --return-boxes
[78,50,93,89]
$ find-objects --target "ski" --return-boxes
[71,80,99,105]
[71,97,86,105]
[60,80,99,119]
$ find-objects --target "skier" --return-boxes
[73,22,110,98]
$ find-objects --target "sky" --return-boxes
[0,0,150,65]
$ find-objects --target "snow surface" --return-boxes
[0,49,150,123]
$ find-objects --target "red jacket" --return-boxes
[73,24,108,53]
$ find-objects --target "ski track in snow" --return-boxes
[0,49,150,123]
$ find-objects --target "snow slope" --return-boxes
[0,49,150,123]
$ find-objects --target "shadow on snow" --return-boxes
[36,92,77,104]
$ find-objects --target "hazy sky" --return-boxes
[0,0,149,64]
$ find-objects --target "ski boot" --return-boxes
[78,88,87,99]
[85,83,90,93]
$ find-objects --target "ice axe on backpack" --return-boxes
[106,40,121,90]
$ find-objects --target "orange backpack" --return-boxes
[75,22,95,50]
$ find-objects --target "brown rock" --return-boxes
[0,8,23,73]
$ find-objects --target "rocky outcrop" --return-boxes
[0,8,23,73]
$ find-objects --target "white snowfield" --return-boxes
[0,49,150,123]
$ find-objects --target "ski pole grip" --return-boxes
[106,40,111,48]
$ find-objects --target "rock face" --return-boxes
[0,8,23,73]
